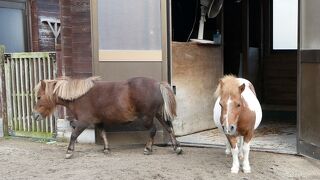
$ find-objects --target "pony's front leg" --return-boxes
[242,133,253,173]
[228,136,239,173]
[242,141,251,173]
[225,138,231,155]
[65,122,88,159]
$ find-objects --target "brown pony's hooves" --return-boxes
[103,149,110,155]
[175,147,183,155]
[143,148,152,155]
[65,153,73,159]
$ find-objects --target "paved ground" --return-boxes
[0,138,319,180]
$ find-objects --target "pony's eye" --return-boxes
[37,96,41,100]
[237,104,241,107]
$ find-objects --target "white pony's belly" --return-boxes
[238,78,262,129]
[213,97,224,132]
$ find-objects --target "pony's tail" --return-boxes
[159,82,177,122]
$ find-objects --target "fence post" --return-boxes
[0,45,8,136]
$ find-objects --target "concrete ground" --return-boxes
[178,121,296,154]
[0,138,320,180]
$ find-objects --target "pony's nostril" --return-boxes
[230,125,236,132]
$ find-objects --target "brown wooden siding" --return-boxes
[262,52,297,106]
[71,0,92,77]
[60,0,73,76]
[60,0,92,77]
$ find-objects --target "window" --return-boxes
[0,1,28,52]
[98,0,162,61]
[273,0,298,50]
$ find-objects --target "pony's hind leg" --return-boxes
[238,136,244,160]
[156,114,182,154]
[144,124,157,155]
[96,123,110,154]
[65,121,89,159]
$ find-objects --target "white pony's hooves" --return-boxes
[242,167,251,173]
[231,167,239,174]
[225,149,231,155]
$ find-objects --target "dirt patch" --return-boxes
[255,121,296,137]
[0,138,319,180]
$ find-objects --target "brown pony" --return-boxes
[33,76,182,159]
[213,75,262,173]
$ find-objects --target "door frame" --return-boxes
[89,0,172,145]
[297,0,320,159]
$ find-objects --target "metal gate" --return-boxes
[3,52,57,138]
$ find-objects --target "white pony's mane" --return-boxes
[34,76,101,100]
[214,75,240,98]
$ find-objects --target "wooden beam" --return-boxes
[0,45,8,136]
[242,0,249,78]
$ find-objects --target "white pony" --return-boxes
[213,75,262,173]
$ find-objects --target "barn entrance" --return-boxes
[171,0,298,154]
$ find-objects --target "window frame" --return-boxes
[91,0,168,62]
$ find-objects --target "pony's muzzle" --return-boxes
[32,111,43,121]
[222,125,237,135]
[228,124,237,135]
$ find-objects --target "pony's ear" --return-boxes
[219,79,224,87]
[239,83,245,93]
[40,80,46,89]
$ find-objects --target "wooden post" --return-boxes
[0,45,8,136]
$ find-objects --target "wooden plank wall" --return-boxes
[262,52,297,107]
[60,0,92,78]
[70,0,92,77]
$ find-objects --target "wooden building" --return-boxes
[0,0,319,159]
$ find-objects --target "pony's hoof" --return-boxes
[175,147,183,155]
[65,153,73,159]
[103,149,110,154]
[242,166,251,173]
[231,167,239,174]
[143,148,152,155]
[225,149,231,155]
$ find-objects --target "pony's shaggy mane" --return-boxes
[35,76,101,100]
[214,75,240,97]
